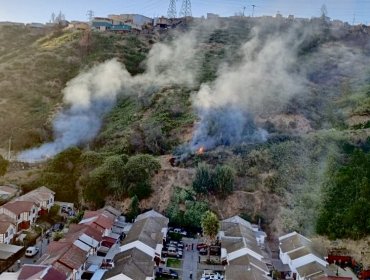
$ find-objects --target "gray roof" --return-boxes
[135,210,168,222]
[225,265,269,280]
[279,232,311,253]
[0,243,23,260]
[221,221,257,244]
[103,248,154,280]
[296,261,327,279]
[123,216,167,249]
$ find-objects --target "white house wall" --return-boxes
[120,240,155,258]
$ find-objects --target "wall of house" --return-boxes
[0,225,15,244]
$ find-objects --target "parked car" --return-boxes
[199,247,208,255]
[25,246,39,257]
[200,270,224,280]
[197,243,208,250]
[52,223,64,232]
[162,246,183,258]
[155,267,179,279]
[173,228,187,236]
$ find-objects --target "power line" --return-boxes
[167,0,177,18]
[180,0,192,17]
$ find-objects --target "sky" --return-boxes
[0,0,369,25]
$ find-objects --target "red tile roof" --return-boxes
[18,264,66,280]
[58,245,87,270]
[94,213,114,230]
[2,201,35,215]
[0,221,14,234]
[67,224,103,242]
[81,210,115,231]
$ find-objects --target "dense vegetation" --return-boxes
[2,18,370,240]
[317,147,370,239]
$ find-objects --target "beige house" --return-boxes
[0,201,38,232]
[15,186,55,214]
[0,215,16,244]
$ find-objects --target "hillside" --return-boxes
[1,18,370,245]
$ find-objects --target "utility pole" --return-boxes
[243,6,246,17]
[252,4,256,17]
[167,0,177,19]
[87,10,94,22]
[352,13,356,25]
[180,0,192,18]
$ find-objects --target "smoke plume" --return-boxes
[17,27,208,162]
[190,26,307,151]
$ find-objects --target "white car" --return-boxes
[201,271,224,280]
[25,246,39,257]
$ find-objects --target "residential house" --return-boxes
[219,216,271,280]
[108,14,153,26]
[15,186,55,215]
[0,201,38,231]
[101,210,169,280]
[0,243,24,273]
[279,232,328,280]
[0,264,67,280]
[65,224,103,256]
[79,209,116,236]
[92,17,113,31]
[40,241,88,280]
[0,185,18,201]
[0,215,16,244]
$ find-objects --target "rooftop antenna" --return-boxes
[167,0,177,19]
[180,0,192,17]
[252,4,256,17]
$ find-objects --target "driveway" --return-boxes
[182,238,199,280]
[8,235,50,272]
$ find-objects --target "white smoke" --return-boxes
[190,27,307,151]
[17,28,207,163]
[18,60,129,162]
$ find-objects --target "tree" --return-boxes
[201,211,220,261]
[193,163,213,194]
[0,155,9,176]
[126,195,140,222]
[213,165,235,195]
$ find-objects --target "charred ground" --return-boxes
[1,18,370,242]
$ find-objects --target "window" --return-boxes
[5,232,8,238]
[33,208,35,214]
[17,214,21,220]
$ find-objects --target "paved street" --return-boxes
[182,238,199,280]
[8,236,50,272]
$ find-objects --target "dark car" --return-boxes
[155,268,179,279]
[52,223,64,232]
[199,247,208,255]
[197,243,207,250]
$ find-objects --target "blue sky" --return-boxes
[0,0,369,25]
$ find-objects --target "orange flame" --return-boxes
[196,146,205,155]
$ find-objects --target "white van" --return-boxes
[25,246,39,257]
